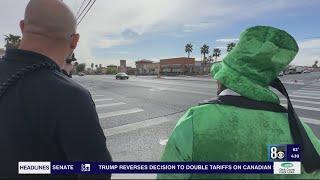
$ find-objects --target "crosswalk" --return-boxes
[87,81,320,138]
[280,81,320,126]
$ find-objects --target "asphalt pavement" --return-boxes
[73,72,320,179]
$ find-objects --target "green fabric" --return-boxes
[211,26,299,103]
[158,26,319,179]
[158,105,320,179]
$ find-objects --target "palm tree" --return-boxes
[227,42,236,52]
[200,44,209,62]
[95,64,98,69]
[91,63,94,69]
[4,34,21,49]
[185,43,193,58]
[212,48,221,62]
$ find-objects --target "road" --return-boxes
[73,72,320,179]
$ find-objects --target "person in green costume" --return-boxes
[158,26,320,179]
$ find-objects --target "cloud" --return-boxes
[0,0,312,66]
[293,38,320,66]
[214,46,227,49]
[95,38,134,49]
[216,38,239,43]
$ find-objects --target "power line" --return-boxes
[77,0,96,26]
[76,0,92,21]
[76,0,87,17]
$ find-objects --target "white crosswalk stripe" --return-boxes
[99,108,144,119]
[281,98,320,105]
[301,88,320,91]
[96,102,126,108]
[289,95,320,100]
[92,94,105,97]
[296,90,320,93]
[281,103,320,112]
[301,117,320,125]
[292,91,320,96]
[94,98,113,102]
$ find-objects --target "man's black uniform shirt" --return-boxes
[0,49,112,178]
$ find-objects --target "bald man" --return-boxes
[0,0,112,178]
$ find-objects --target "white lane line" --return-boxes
[281,104,320,111]
[301,117,320,125]
[301,88,320,91]
[94,98,113,102]
[289,95,320,100]
[99,108,144,119]
[96,102,126,108]
[280,98,320,105]
[92,94,105,97]
[306,85,320,88]
[103,114,181,137]
[297,90,320,93]
[292,92,320,96]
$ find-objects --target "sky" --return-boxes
[0,0,319,67]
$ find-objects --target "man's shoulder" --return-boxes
[25,69,92,102]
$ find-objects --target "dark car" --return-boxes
[115,72,129,80]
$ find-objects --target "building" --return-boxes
[100,67,108,74]
[106,65,118,74]
[160,57,195,75]
[135,59,159,75]
[0,48,5,58]
[119,60,127,73]
[126,66,136,75]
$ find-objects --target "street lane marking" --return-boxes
[281,104,320,111]
[292,92,320,96]
[92,94,105,97]
[280,98,320,105]
[297,90,320,93]
[94,98,113,102]
[306,85,320,88]
[99,108,144,119]
[96,102,126,108]
[301,117,320,125]
[103,114,182,137]
[289,95,320,100]
[301,88,320,91]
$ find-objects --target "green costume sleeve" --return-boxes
[157,109,194,179]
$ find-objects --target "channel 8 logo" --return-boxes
[268,145,287,161]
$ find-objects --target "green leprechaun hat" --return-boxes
[211,26,299,103]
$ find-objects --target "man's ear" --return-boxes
[19,20,25,33]
[70,34,80,49]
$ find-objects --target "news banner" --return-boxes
[18,144,301,175]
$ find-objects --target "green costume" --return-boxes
[158,26,320,179]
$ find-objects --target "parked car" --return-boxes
[78,72,85,76]
[115,72,129,79]
[303,70,311,73]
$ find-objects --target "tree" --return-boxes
[185,43,193,58]
[91,63,94,69]
[76,63,86,72]
[99,64,102,68]
[95,64,98,69]
[4,34,21,49]
[212,48,221,62]
[227,42,236,52]
[200,44,209,62]
[312,60,318,68]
